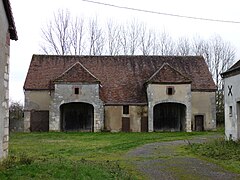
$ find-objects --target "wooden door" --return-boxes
[141,117,148,132]
[122,117,130,132]
[195,115,204,131]
[30,111,49,132]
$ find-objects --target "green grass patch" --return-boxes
[187,138,240,173]
[0,131,219,179]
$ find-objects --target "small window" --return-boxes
[166,86,174,95]
[123,105,129,114]
[229,106,232,117]
[74,88,79,95]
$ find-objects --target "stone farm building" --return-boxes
[24,55,217,132]
[221,60,240,141]
[0,0,17,159]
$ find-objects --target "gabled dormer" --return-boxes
[54,62,100,84]
[146,63,191,84]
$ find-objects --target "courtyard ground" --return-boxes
[0,131,239,179]
[126,134,240,179]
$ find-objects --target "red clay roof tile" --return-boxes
[54,62,100,84]
[146,63,191,84]
[24,55,216,104]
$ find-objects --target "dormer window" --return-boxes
[123,105,129,114]
[167,86,174,95]
[74,87,79,95]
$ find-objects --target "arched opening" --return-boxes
[153,102,186,131]
[60,102,94,131]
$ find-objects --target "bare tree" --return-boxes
[158,31,175,55]
[106,20,121,55]
[88,17,105,55]
[151,31,159,55]
[128,20,141,55]
[210,35,235,88]
[192,35,235,88]
[176,37,191,55]
[139,25,153,55]
[70,17,85,55]
[119,24,129,55]
[41,9,71,55]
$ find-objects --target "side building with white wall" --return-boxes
[0,0,17,159]
[222,60,240,141]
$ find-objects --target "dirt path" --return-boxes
[126,135,240,180]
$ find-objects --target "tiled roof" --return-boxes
[24,55,217,104]
[221,59,240,78]
[146,63,191,84]
[2,0,18,40]
[54,62,100,84]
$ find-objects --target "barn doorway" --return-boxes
[153,103,186,131]
[60,102,94,131]
[195,115,204,131]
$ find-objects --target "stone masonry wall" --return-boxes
[0,0,10,159]
[49,83,104,132]
[147,84,192,132]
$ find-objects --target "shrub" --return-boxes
[189,138,240,161]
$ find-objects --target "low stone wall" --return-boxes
[10,118,24,132]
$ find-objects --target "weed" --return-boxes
[0,153,34,170]
[189,138,240,161]
[187,138,240,173]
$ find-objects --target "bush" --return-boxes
[9,101,24,121]
[189,138,240,161]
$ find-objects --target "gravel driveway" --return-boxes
[126,135,240,180]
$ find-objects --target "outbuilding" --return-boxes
[24,55,216,132]
[221,60,240,140]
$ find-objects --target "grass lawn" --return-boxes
[0,131,225,179]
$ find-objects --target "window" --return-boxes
[74,87,79,95]
[229,106,232,117]
[123,105,129,114]
[166,86,174,95]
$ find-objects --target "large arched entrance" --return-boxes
[60,102,94,131]
[153,102,186,131]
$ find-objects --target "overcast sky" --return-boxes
[9,0,240,103]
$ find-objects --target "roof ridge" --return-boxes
[32,54,204,58]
